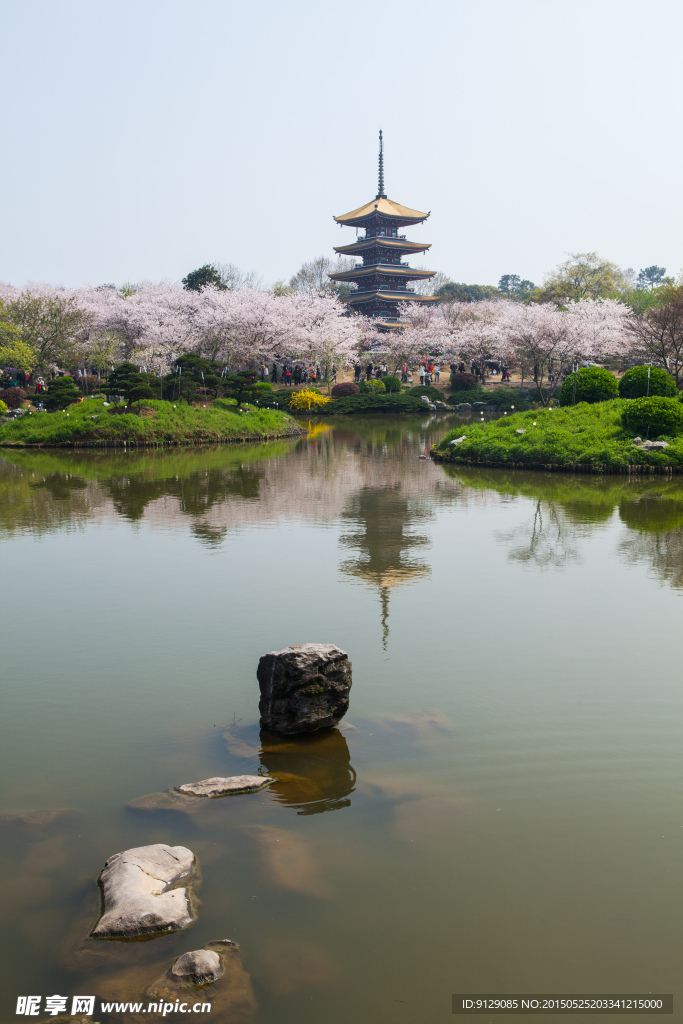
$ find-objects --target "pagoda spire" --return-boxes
[376,129,386,199]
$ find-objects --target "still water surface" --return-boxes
[1,416,683,1023]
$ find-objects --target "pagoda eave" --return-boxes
[329,266,436,282]
[333,239,432,256]
[343,291,438,305]
[334,194,430,227]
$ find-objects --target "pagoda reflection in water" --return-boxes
[339,484,431,649]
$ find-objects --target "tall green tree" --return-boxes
[637,265,668,291]
[4,291,86,369]
[182,264,228,292]
[435,281,500,302]
[498,274,535,300]
[536,252,628,303]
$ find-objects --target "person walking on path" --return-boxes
[366,363,373,381]
[285,367,292,386]
[401,363,407,383]
[354,362,362,382]
[419,364,425,385]
[434,364,440,383]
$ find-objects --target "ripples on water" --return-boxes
[1,415,683,1023]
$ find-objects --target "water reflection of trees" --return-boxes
[496,500,581,569]
[450,466,683,582]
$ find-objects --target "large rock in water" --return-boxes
[91,844,196,938]
[257,643,352,736]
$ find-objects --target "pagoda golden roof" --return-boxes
[343,290,437,305]
[334,238,432,255]
[329,265,435,281]
[334,196,429,227]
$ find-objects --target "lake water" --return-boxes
[1,415,682,1023]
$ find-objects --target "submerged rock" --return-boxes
[91,844,196,939]
[147,940,257,1023]
[0,807,75,828]
[175,776,274,798]
[257,643,352,736]
[171,949,223,984]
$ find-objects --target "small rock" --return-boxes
[632,436,642,444]
[171,949,223,984]
[428,402,437,410]
[457,402,472,411]
[449,436,466,446]
[174,776,274,798]
[418,454,427,459]
[640,440,669,449]
[420,395,430,403]
[515,428,526,434]
[91,843,196,939]
[257,643,352,736]
[472,402,486,409]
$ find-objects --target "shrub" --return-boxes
[43,377,81,411]
[0,399,7,415]
[411,385,443,402]
[359,379,385,394]
[325,392,428,415]
[621,396,683,438]
[382,375,402,393]
[289,388,332,412]
[252,381,273,394]
[618,365,677,399]
[559,367,618,406]
[331,382,360,398]
[75,374,102,395]
[449,371,478,390]
[1,387,26,410]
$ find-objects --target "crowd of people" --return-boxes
[263,363,335,386]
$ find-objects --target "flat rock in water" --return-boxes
[174,776,274,798]
[91,844,196,939]
[257,643,352,736]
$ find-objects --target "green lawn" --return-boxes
[432,400,683,471]
[0,398,303,447]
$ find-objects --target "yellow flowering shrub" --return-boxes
[289,389,332,412]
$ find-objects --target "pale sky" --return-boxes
[1,0,681,290]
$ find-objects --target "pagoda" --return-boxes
[329,131,436,325]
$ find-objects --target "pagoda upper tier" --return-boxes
[329,131,436,323]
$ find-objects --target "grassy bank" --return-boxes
[0,398,304,447]
[431,401,683,472]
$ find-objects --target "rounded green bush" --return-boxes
[0,399,7,415]
[621,396,683,438]
[618,365,677,399]
[383,375,402,393]
[559,367,618,406]
[360,379,386,394]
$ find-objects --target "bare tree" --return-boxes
[626,286,683,386]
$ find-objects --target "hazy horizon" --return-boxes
[1,0,681,290]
